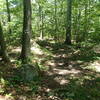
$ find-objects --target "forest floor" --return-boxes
[0,40,100,100]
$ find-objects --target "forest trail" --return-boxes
[34,40,100,99]
[0,40,100,100]
[38,41,83,87]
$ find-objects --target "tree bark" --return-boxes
[76,6,81,43]
[20,0,32,63]
[83,0,88,41]
[39,5,44,40]
[64,0,72,45]
[54,0,58,41]
[6,0,11,34]
[0,22,9,62]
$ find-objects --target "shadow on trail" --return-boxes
[0,40,100,100]
[37,40,100,100]
[37,40,100,70]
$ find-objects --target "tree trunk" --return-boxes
[6,0,11,34]
[0,22,9,62]
[76,6,81,43]
[83,0,88,41]
[41,10,44,39]
[39,5,44,40]
[54,0,58,41]
[20,0,32,63]
[64,0,72,45]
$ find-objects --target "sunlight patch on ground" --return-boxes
[31,46,43,55]
[53,68,81,75]
[60,79,69,85]
[45,46,53,50]
[0,95,6,100]
[77,60,84,64]
[11,59,16,62]
[89,61,100,72]
[54,77,69,85]
[53,55,62,58]
[47,61,56,66]
[11,47,21,52]
[62,54,67,58]
[58,62,64,66]
[31,42,44,55]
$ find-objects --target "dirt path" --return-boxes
[36,41,100,100]
[0,41,100,100]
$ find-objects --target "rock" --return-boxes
[18,64,39,82]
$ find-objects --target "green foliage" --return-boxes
[53,77,100,100]
[0,0,99,43]
[0,0,100,100]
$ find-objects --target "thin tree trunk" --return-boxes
[0,21,9,62]
[39,5,44,40]
[83,0,88,41]
[41,10,44,39]
[64,0,72,45]
[76,7,81,43]
[6,0,11,34]
[20,0,32,63]
[54,0,58,41]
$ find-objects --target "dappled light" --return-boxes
[89,61,100,72]
[53,68,81,75]
[31,42,43,55]
[0,40,100,100]
[0,0,100,99]
[11,47,21,52]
